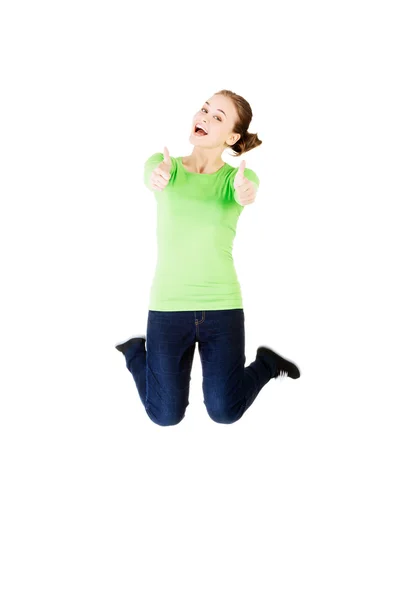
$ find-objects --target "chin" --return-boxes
[189,133,208,145]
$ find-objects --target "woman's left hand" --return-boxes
[233,160,257,205]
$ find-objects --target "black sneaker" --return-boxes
[115,336,146,354]
[256,346,301,379]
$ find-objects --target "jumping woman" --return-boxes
[115,89,301,426]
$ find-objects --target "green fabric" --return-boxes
[143,152,260,311]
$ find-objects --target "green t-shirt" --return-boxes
[143,152,260,311]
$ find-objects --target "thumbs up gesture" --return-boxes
[150,146,173,191]
[233,160,257,205]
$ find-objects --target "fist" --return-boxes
[150,146,172,191]
[233,160,257,205]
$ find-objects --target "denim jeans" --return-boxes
[121,309,278,426]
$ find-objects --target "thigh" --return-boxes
[197,309,245,411]
[146,310,196,419]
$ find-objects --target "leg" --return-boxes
[120,311,196,426]
[197,309,278,424]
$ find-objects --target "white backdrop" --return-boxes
[1,0,399,598]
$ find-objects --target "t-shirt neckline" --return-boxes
[177,156,228,176]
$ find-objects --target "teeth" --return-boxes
[195,123,207,133]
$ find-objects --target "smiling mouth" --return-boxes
[194,126,208,136]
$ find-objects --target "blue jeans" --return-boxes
[121,309,278,426]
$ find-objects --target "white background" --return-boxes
[1,0,399,598]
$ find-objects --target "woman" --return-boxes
[116,89,300,426]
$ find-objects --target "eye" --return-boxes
[201,108,222,122]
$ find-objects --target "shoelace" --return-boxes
[276,369,288,380]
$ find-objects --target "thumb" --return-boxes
[163,146,171,169]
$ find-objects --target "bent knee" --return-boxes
[206,408,239,425]
[145,406,186,427]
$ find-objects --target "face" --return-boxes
[190,95,241,150]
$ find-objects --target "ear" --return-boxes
[228,133,241,146]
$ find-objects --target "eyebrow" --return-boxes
[205,101,226,118]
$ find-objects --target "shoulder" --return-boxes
[144,152,164,164]
[229,164,260,188]
[243,167,260,187]
[144,152,177,173]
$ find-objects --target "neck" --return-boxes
[184,148,225,173]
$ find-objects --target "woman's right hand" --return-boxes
[150,146,172,191]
